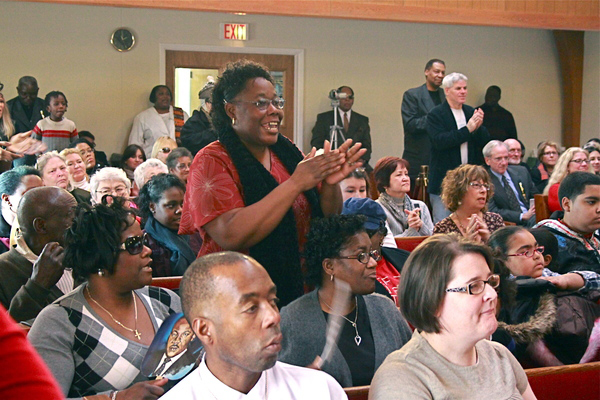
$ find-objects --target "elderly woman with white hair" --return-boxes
[89,167,132,206]
[36,151,91,204]
[133,158,168,192]
[426,72,490,224]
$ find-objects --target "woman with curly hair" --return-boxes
[138,173,195,277]
[544,147,592,213]
[279,214,411,387]
[28,198,181,399]
[179,59,365,306]
[433,164,503,243]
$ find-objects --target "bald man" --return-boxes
[0,187,77,322]
[162,252,347,400]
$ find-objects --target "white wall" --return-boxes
[1,2,597,161]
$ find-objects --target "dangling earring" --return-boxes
[97,269,105,277]
[330,274,334,282]
[232,117,236,126]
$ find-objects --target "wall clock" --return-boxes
[111,28,135,52]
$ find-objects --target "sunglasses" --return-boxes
[118,232,149,255]
[160,147,172,154]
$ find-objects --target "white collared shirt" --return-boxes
[162,358,347,400]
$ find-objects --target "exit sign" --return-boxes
[221,23,248,41]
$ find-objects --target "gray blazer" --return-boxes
[401,84,445,179]
[279,290,412,387]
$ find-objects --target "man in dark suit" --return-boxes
[310,86,372,169]
[0,187,77,322]
[150,316,200,380]
[401,59,446,183]
[426,72,490,223]
[7,76,45,166]
[483,140,537,226]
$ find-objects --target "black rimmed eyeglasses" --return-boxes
[445,274,500,295]
[118,232,149,255]
[335,250,381,265]
[226,97,285,111]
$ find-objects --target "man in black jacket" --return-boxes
[426,72,490,223]
[310,86,372,169]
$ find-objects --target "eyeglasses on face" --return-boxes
[469,182,491,191]
[507,246,544,258]
[570,158,588,165]
[445,274,500,295]
[227,97,285,111]
[543,151,558,156]
[97,185,128,197]
[176,163,191,170]
[336,250,381,264]
[118,232,149,255]
[160,147,172,154]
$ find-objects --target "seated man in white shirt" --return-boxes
[162,251,348,400]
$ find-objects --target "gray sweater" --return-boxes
[279,290,412,387]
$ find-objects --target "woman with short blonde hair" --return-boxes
[543,147,591,212]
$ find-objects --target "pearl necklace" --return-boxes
[319,292,362,346]
[86,286,141,340]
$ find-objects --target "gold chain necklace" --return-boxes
[86,286,141,340]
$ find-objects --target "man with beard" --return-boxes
[162,251,346,399]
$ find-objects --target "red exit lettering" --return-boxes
[223,23,247,40]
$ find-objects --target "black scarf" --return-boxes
[219,126,323,306]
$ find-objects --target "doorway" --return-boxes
[165,50,297,141]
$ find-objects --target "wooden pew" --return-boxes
[344,362,600,400]
[151,276,182,290]
[535,193,550,222]
[344,385,369,400]
[525,362,600,400]
[394,236,427,253]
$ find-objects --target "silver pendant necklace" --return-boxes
[319,293,362,346]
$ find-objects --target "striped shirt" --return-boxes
[32,117,78,152]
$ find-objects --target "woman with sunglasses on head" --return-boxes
[151,136,178,165]
[544,147,592,213]
[29,198,181,400]
[179,60,365,307]
[370,234,537,400]
[531,141,560,193]
[279,214,411,387]
[433,164,504,243]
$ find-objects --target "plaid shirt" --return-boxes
[29,284,181,399]
[542,268,600,292]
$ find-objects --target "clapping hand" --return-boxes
[322,139,367,185]
[404,208,423,231]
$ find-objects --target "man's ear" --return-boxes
[484,157,491,167]
[32,217,46,234]
[192,317,213,345]
[561,196,571,213]
[1,193,9,203]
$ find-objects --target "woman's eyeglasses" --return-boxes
[160,147,172,154]
[118,232,149,255]
[446,274,500,295]
[227,97,285,111]
[336,250,381,264]
[570,158,588,165]
[469,182,490,191]
[507,246,544,258]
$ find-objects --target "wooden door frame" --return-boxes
[160,44,305,146]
